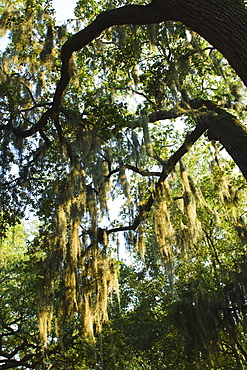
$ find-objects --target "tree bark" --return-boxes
[189,100,247,179]
[57,0,247,108]
[51,0,247,181]
[55,0,247,107]
[154,0,247,87]
[148,99,247,179]
[207,113,247,180]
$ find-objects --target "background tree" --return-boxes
[1,0,247,368]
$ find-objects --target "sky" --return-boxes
[52,0,77,24]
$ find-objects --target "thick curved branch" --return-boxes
[5,0,247,137]
[53,2,166,110]
[53,0,247,112]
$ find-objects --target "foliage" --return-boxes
[1,0,247,368]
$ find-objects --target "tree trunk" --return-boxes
[58,0,247,108]
[61,0,247,87]
[54,0,247,179]
[207,112,247,180]
[189,100,247,179]
[154,0,247,87]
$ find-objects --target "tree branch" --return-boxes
[0,108,53,138]
[125,164,161,177]
[107,119,209,234]
[53,2,167,110]
[148,106,186,122]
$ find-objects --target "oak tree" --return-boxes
[1,0,247,368]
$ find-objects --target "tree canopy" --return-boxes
[1,0,247,368]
